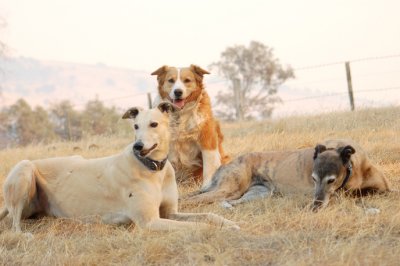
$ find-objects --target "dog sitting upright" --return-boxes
[151,65,229,188]
[0,102,238,233]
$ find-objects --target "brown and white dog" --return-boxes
[0,103,238,234]
[182,139,392,211]
[151,65,229,188]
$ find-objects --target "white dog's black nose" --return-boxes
[133,141,144,151]
[174,89,183,98]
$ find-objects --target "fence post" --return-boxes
[345,61,355,111]
[233,78,244,120]
[147,92,152,109]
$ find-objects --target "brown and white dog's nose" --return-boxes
[133,141,144,151]
[174,89,183,98]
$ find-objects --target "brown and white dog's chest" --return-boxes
[169,108,205,170]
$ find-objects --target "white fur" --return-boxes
[0,105,238,233]
[170,68,189,100]
[201,149,221,188]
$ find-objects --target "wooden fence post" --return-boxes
[345,61,355,111]
[147,92,152,109]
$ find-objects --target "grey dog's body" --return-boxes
[183,139,391,209]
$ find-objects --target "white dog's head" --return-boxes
[122,102,177,160]
[151,65,210,109]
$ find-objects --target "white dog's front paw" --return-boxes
[229,223,240,230]
[365,207,381,215]
[25,232,34,239]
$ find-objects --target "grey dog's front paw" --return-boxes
[220,201,234,209]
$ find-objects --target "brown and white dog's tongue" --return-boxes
[173,99,185,109]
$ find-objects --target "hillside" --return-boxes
[0,106,399,265]
[0,57,155,108]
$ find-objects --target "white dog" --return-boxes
[0,102,238,233]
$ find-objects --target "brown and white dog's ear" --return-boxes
[337,145,356,165]
[190,64,210,77]
[157,102,178,114]
[151,65,169,76]
[313,144,327,160]
[122,107,141,119]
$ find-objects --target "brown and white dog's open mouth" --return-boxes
[172,98,185,109]
[139,144,158,157]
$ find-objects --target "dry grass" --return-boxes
[1,106,400,265]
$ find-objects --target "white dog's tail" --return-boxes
[0,207,9,221]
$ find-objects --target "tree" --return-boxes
[0,17,7,96]
[210,41,294,120]
[6,99,55,145]
[50,100,82,140]
[81,97,120,136]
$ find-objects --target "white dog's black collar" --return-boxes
[134,150,167,171]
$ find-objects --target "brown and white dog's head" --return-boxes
[122,102,178,160]
[151,65,210,109]
[311,144,356,211]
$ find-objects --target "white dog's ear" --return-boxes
[157,102,178,114]
[122,107,141,119]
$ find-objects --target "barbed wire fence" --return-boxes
[287,54,400,111]
[71,54,400,116]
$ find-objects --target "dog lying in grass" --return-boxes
[182,139,392,211]
[0,102,238,234]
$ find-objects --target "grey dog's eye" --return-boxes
[150,122,158,128]
[327,179,335,184]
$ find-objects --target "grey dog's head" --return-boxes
[311,144,355,211]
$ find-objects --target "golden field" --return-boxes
[1,106,399,265]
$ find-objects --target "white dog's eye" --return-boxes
[134,124,139,130]
[168,78,175,83]
[312,177,316,182]
[150,122,158,128]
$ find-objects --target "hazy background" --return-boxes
[1,0,399,117]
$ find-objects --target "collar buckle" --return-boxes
[133,150,167,171]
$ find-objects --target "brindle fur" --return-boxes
[182,139,391,210]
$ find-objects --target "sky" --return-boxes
[1,0,399,71]
[0,0,400,114]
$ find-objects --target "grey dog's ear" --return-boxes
[337,145,356,165]
[122,107,140,119]
[313,144,327,160]
[157,102,178,114]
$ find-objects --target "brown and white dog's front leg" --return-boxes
[201,149,221,188]
[199,122,222,188]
